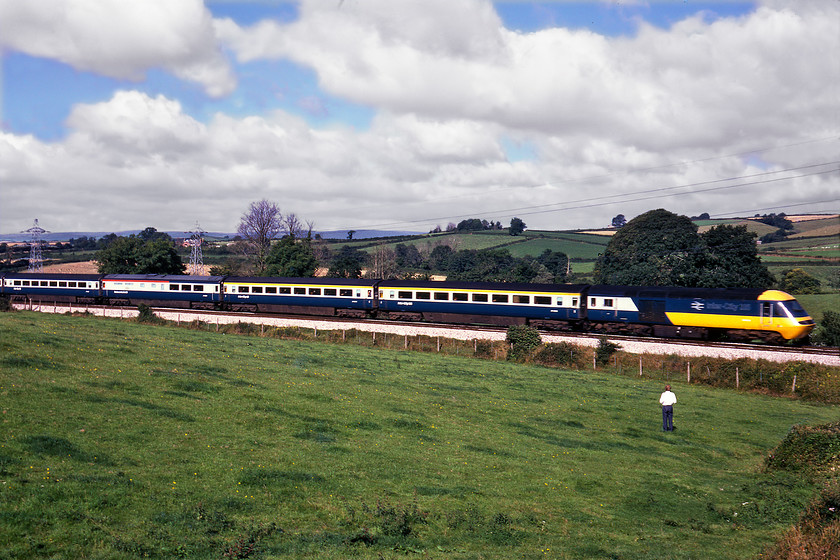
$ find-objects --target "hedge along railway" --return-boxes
[12,301,839,368]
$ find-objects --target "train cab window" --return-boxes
[453,292,468,302]
[251,286,263,294]
[324,288,337,296]
[472,293,488,302]
[340,289,352,297]
[398,291,412,299]
[492,294,509,303]
[279,287,291,294]
[535,296,551,305]
[170,284,180,291]
[265,287,277,294]
[309,288,321,295]
[434,292,449,301]
[416,292,431,300]
[604,299,614,308]
[513,295,530,304]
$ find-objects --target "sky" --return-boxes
[1,0,838,235]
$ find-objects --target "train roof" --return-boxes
[2,272,103,281]
[378,279,590,293]
[103,274,225,282]
[587,285,768,300]
[225,276,379,286]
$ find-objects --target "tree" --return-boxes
[536,249,569,283]
[509,217,526,236]
[611,214,627,228]
[779,268,822,294]
[264,234,317,277]
[395,244,423,269]
[138,227,171,243]
[237,199,283,274]
[697,225,774,289]
[327,246,365,278]
[96,234,185,274]
[347,230,356,240]
[367,245,399,279]
[594,209,702,286]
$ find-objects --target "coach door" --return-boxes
[639,299,667,323]
[760,301,773,325]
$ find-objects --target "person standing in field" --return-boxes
[659,385,676,431]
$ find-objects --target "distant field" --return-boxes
[1,312,837,559]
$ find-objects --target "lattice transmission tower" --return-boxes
[22,219,49,272]
[185,222,206,275]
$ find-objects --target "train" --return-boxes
[0,272,816,344]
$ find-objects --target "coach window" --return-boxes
[398,291,412,299]
[604,299,614,307]
[170,284,180,291]
[416,292,431,300]
[68,282,77,288]
[434,292,449,300]
[572,297,579,307]
[17,281,25,286]
[58,281,67,287]
[181,284,192,291]
[472,293,488,302]
[309,288,321,295]
[492,294,509,303]
[513,295,530,304]
[239,286,249,293]
[251,286,263,294]
[49,281,57,287]
[453,293,468,301]
[265,287,277,294]
[279,287,291,294]
[590,298,597,307]
[294,287,306,295]
[340,289,352,297]
[535,296,551,305]
[194,285,204,292]
[324,288,337,296]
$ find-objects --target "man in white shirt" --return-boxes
[659,385,677,431]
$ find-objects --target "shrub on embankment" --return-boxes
[762,422,840,560]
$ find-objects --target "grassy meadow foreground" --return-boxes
[1,312,837,559]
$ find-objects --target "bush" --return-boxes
[765,421,840,476]
[812,310,840,347]
[533,342,580,368]
[506,325,541,361]
[0,297,12,313]
[136,303,164,325]
[595,336,621,366]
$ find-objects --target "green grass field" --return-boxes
[1,312,837,559]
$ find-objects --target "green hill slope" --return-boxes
[1,312,837,559]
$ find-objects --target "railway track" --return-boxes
[14,301,840,366]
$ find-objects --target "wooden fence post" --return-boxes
[792,375,797,394]
[687,362,691,383]
[736,367,740,389]
[639,357,643,377]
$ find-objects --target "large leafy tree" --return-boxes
[264,234,318,277]
[96,234,185,274]
[594,209,702,286]
[509,217,526,236]
[327,246,366,278]
[697,225,773,288]
[595,210,774,288]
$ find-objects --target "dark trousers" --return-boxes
[662,405,674,431]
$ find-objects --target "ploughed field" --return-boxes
[1,312,837,559]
